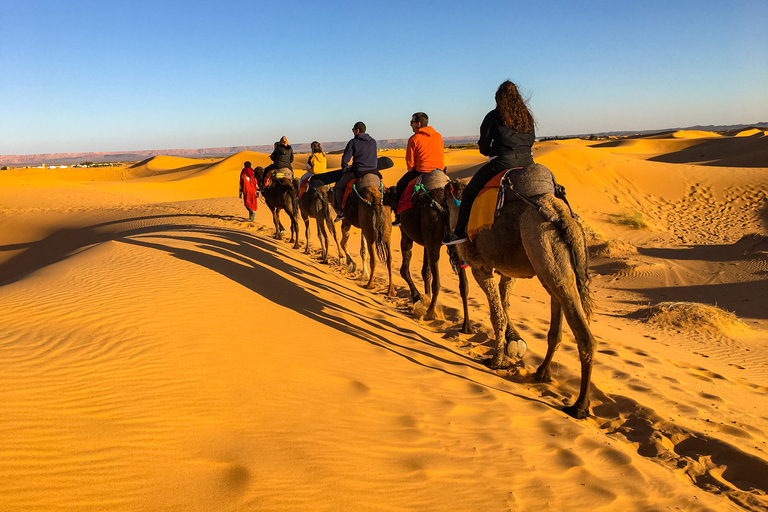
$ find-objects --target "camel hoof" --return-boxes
[534,367,552,383]
[483,355,512,370]
[505,339,527,358]
[563,404,590,419]
[461,325,475,335]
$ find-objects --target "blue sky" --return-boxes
[1,0,766,154]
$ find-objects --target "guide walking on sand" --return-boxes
[239,161,259,221]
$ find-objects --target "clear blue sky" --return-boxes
[1,0,766,155]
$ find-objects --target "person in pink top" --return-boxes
[392,112,445,226]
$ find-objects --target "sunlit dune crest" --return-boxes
[736,128,765,137]
[672,129,723,138]
[1,130,767,511]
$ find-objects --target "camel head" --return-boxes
[382,185,398,211]
[443,178,470,231]
[253,166,265,187]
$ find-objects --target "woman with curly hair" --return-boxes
[444,80,536,245]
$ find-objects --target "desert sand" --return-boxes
[1,130,767,511]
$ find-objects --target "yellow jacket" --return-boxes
[307,152,327,174]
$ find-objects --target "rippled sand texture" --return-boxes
[1,130,767,511]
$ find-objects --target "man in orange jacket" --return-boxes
[392,112,445,226]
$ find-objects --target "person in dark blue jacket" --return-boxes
[444,80,536,245]
[334,121,378,221]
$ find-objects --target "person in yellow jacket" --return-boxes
[306,141,327,174]
[299,141,328,192]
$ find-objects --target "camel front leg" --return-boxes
[272,208,282,240]
[499,275,526,357]
[384,237,395,297]
[400,233,421,303]
[471,266,513,369]
[314,216,328,262]
[458,266,474,334]
[290,210,301,249]
[340,223,355,273]
[303,214,312,254]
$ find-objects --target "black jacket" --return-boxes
[341,133,378,175]
[270,144,294,169]
[478,108,535,163]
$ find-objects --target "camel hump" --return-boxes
[355,172,382,190]
[501,163,557,197]
[416,169,450,191]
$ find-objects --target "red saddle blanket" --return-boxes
[397,170,450,214]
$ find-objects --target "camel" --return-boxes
[384,175,473,333]
[253,166,302,250]
[297,176,343,264]
[336,158,395,296]
[444,177,596,419]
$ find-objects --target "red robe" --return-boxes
[239,167,259,211]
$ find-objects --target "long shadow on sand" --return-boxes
[646,133,768,168]
[7,212,768,506]
[122,227,552,404]
[0,211,548,410]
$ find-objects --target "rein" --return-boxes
[352,182,384,206]
[413,183,447,216]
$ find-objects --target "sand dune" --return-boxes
[1,131,767,511]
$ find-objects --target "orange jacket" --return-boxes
[406,126,445,172]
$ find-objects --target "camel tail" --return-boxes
[369,187,389,263]
[548,196,594,320]
[565,216,594,320]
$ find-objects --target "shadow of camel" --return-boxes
[0,211,552,410]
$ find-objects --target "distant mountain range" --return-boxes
[2,123,766,167]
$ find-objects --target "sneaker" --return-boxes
[334,212,344,223]
[442,232,468,246]
[392,216,401,227]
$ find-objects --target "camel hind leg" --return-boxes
[523,225,596,419]
[457,266,474,334]
[423,243,441,320]
[362,233,376,289]
[302,210,311,255]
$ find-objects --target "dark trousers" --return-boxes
[454,153,534,236]
[334,171,355,210]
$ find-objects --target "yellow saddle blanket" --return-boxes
[467,172,504,241]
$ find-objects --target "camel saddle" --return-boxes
[468,163,571,240]
[264,167,295,188]
[397,169,450,214]
[341,172,385,209]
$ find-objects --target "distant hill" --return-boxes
[2,123,766,167]
[0,137,480,167]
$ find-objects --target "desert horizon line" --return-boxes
[2,121,766,166]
